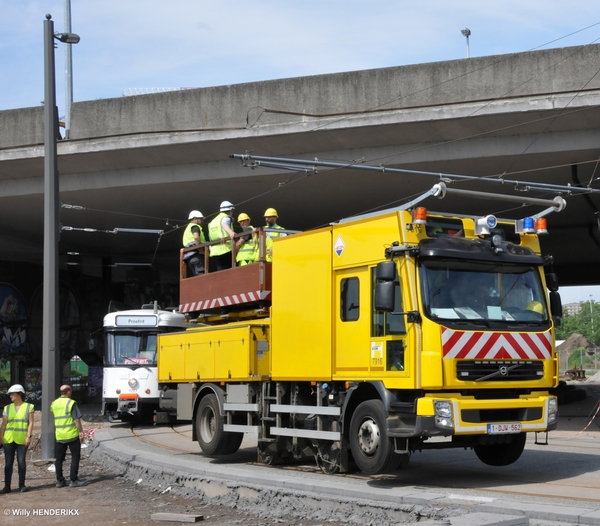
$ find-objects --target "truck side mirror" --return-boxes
[549,290,562,326]
[376,261,395,282]
[546,273,559,293]
[375,281,395,312]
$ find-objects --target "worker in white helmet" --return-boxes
[182,210,206,276]
[208,201,237,271]
[0,384,34,493]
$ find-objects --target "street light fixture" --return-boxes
[42,13,80,461]
[461,28,471,59]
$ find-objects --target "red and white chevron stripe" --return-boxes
[442,328,552,360]
[179,290,271,313]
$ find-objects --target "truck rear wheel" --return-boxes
[349,399,401,475]
[473,433,527,466]
[196,393,243,455]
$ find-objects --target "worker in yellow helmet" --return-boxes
[236,213,256,266]
[264,208,286,239]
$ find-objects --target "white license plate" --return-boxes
[487,423,522,435]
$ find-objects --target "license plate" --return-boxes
[487,423,522,435]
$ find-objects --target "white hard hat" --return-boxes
[220,201,235,212]
[7,384,25,394]
[188,210,204,220]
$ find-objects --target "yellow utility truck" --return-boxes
[157,182,564,475]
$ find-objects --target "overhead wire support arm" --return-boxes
[229,153,600,196]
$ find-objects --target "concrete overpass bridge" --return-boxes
[2,43,600,290]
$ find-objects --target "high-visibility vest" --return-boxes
[50,397,79,441]
[208,213,233,256]
[236,226,256,264]
[266,224,286,238]
[3,403,33,445]
[182,222,206,246]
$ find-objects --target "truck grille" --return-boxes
[456,360,544,382]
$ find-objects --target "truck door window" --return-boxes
[340,277,360,321]
[372,268,406,337]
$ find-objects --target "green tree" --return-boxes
[556,300,598,344]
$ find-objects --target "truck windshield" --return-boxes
[104,332,158,366]
[421,260,549,324]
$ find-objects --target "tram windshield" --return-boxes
[421,260,550,325]
[104,331,158,366]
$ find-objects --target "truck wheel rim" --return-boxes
[358,419,380,455]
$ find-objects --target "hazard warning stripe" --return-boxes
[179,290,271,313]
[442,328,552,360]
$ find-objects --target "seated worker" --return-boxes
[182,210,206,276]
[236,213,256,266]
[209,201,236,271]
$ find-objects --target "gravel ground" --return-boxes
[0,413,428,525]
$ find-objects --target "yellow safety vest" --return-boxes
[3,403,33,445]
[208,213,233,257]
[266,224,286,239]
[182,222,206,246]
[236,226,256,264]
[50,397,79,441]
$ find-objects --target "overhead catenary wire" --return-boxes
[231,154,600,196]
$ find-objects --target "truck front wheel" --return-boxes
[473,433,527,466]
[349,400,401,475]
[196,393,242,455]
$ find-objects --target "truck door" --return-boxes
[370,263,413,385]
[334,267,371,377]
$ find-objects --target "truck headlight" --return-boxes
[548,397,558,424]
[128,378,139,390]
[434,400,454,429]
[434,400,452,418]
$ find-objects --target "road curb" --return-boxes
[91,427,600,525]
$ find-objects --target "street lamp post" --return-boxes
[461,28,471,58]
[64,0,74,138]
[41,13,79,461]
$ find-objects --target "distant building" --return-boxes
[563,302,582,316]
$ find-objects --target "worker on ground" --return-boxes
[236,213,256,266]
[51,385,86,488]
[182,210,206,276]
[209,201,236,271]
[0,384,34,493]
[264,208,286,238]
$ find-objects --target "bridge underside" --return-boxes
[1,45,600,288]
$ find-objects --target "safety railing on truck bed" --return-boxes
[179,227,296,316]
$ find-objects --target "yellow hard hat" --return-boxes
[526,301,544,314]
[238,213,251,222]
[264,208,278,218]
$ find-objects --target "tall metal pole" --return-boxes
[64,0,73,139]
[461,28,471,59]
[42,13,61,461]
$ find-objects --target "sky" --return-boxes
[2,0,600,115]
[2,1,600,303]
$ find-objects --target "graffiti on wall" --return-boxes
[0,283,28,356]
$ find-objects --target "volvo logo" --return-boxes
[499,366,509,376]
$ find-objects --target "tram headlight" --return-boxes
[128,378,139,390]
